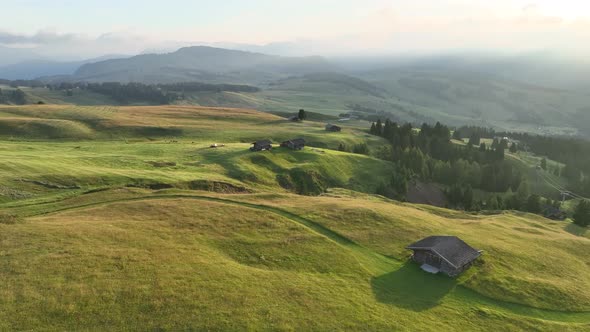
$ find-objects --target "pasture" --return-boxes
[0,105,589,331]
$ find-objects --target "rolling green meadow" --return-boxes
[6,63,589,138]
[1,105,589,331]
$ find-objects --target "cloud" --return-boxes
[1,1,590,60]
[0,29,78,46]
[522,3,540,14]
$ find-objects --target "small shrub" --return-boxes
[352,143,369,155]
[289,168,326,195]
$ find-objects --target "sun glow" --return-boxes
[534,0,590,20]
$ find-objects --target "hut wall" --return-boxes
[412,250,443,268]
[440,261,459,276]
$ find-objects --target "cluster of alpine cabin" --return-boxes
[250,138,305,152]
[249,121,341,152]
[249,116,481,277]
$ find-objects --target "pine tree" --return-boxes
[495,145,505,160]
[468,133,480,146]
[526,194,542,213]
[370,123,377,135]
[463,185,474,210]
[573,200,590,227]
[376,119,383,136]
[491,138,499,150]
[515,181,530,210]
[11,89,26,104]
[496,195,505,209]
[383,119,392,140]
[486,195,499,210]
[298,109,307,120]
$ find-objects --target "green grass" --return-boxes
[506,150,570,199]
[0,140,393,207]
[1,105,589,330]
[1,191,589,331]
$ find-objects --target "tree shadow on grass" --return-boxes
[564,223,588,237]
[371,261,457,311]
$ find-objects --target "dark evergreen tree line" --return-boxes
[369,119,523,207]
[573,200,590,227]
[452,125,496,141]
[0,88,26,105]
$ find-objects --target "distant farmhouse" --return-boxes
[281,138,305,150]
[406,236,482,277]
[250,140,272,152]
[325,124,342,132]
[543,206,567,220]
[287,115,300,122]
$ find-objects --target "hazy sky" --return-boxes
[1,0,590,58]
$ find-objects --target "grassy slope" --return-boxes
[506,151,570,199]
[0,85,119,106]
[0,105,390,206]
[1,190,589,331]
[248,71,586,135]
[360,69,585,135]
[1,105,589,330]
[0,105,376,143]
[0,140,392,205]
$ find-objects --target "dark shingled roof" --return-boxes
[406,236,481,268]
[283,138,305,145]
[252,139,272,146]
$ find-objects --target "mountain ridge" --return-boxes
[73,46,337,84]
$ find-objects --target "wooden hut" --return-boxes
[250,140,272,151]
[406,236,481,277]
[543,206,567,220]
[280,138,305,150]
[325,124,342,132]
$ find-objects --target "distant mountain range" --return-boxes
[2,45,590,136]
[0,55,129,80]
[72,46,337,84]
[0,46,44,67]
[2,45,590,92]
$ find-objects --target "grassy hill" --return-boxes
[1,189,589,330]
[254,69,589,135]
[0,85,119,106]
[0,105,388,202]
[1,105,589,330]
